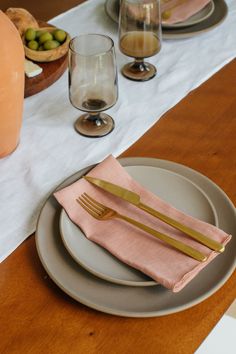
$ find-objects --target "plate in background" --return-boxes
[162,1,215,29]
[105,0,228,40]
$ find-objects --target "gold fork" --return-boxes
[76,193,207,262]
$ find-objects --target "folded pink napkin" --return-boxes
[161,0,212,25]
[54,155,231,292]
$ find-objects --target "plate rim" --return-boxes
[35,157,236,317]
[59,208,158,287]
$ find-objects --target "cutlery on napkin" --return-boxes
[77,192,207,262]
[84,176,224,252]
[54,155,231,292]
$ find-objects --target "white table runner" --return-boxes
[1,0,236,262]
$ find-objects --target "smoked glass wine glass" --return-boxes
[119,0,162,81]
[69,34,118,137]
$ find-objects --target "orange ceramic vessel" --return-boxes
[0,10,25,158]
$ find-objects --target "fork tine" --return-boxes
[76,198,100,219]
[79,194,103,216]
[83,193,106,211]
[78,196,101,216]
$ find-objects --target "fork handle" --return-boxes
[118,214,207,262]
[139,202,224,253]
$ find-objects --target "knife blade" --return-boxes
[84,176,224,253]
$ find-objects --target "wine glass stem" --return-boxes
[133,59,148,72]
[87,112,103,127]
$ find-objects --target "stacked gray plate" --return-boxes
[36,158,236,317]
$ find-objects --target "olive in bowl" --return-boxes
[23,26,70,62]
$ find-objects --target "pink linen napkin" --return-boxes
[54,155,231,292]
[161,0,212,25]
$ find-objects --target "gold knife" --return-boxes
[84,176,224,253]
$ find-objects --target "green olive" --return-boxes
[35,30,46,39]
[43,40,60,50]
[38,45,44,51]
[25,28,36,41]
[162,10,172,20]
[27,40,39,50]
[39,32,53,44]
[53,29,67,43]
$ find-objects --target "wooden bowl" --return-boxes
[23,27,71,62]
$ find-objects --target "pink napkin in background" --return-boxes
[161,0,212,25]
[54,155,231,292]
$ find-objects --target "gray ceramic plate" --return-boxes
[59,167,218,287]
[36,158,236,317]
[162,1,215,29]
[105,0,228,39]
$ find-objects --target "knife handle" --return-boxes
[119,214,207,262]
[139,202,224,253]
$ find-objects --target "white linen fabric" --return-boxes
[0,0,236,262]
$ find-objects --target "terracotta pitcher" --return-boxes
[0,10,24,158]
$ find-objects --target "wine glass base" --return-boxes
[122,62,157,81]
[74,113,115,138]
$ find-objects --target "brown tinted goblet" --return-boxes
[69,34,118,137]
[119,0,162,81]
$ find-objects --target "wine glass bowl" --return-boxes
[119,0,162,81]
[68,34,118,137]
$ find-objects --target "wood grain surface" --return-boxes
[1,1,236,354]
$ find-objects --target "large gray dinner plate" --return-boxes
[59,167,218,287]
[36,158,236,317]
[105,0,228,39]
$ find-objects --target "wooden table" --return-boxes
[1,1,236,353]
